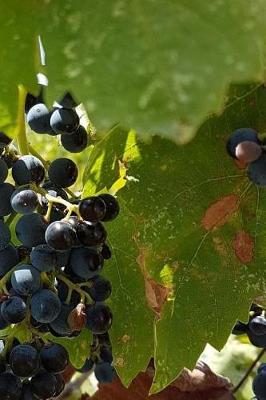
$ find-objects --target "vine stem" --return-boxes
[30,184,81,219]
[233,348,266,393]
[16,85,29,155]
[5,213,17,227]
[57,273,92,304]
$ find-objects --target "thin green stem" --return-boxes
[65,187,79,199]
[5,213,17,227]
[30,184,81,218]
[44,201,53,222]
[16,85,29,155]
[57,273,92,304]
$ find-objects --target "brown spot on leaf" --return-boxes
[232,231,254,263]
[120,335,131,344]
[135,245,170,318]
[202,195,239,231]
[144,277,170,318]
[115,357,125,368]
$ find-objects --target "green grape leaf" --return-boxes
[1,2,266,141]
[47,329,93,369]
[0,324,32,343]
[82,84,266,392]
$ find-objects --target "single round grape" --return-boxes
[94,362,115,384]
[12,155,45,185]
[79,196,106,222]
[30,244,57,272]
[86,303,113,334]
[0,372,22,400]
[0,220,11,250]
[0,158,8,183]
[1,296,27,323]
[61,125,88,153]
[88,276,112,302]
[48,158,78,188]
[247,328,266,348]
[16,213,48,247]
[45,220,77,251]
[50,108,80,135]
[77,221,107,246]
[235,141,262,163]
[249,315,266,336]
[101,243,112,260]
[31,289,61,323]
[99,193,120,221]
[10,344,40,377]
[11,188,39,214]
[27,103,52,134]
[0,131,12,149]
[69,247,103,279]
[11,264,41,295]
[49,303,73,337]
[30,372,57,399]
[0,244,19,278]
[248,153,266,186]
[231,320,247,335]
[253,370,266,400]
[0,182,15,216]
[40,343,69,373]
[226,128,259,158]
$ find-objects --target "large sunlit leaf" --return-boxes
[83,84,266,392]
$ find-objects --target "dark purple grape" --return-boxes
[99,194,120,221]
[79,196,106,222]
[45,220,77,251]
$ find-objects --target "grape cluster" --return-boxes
[232,304,266,399]
[26,91,88,153]
[0,91,119,399]
[226,128,266,186]
[0,340,68,400]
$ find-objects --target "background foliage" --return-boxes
[1,1,266,398]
